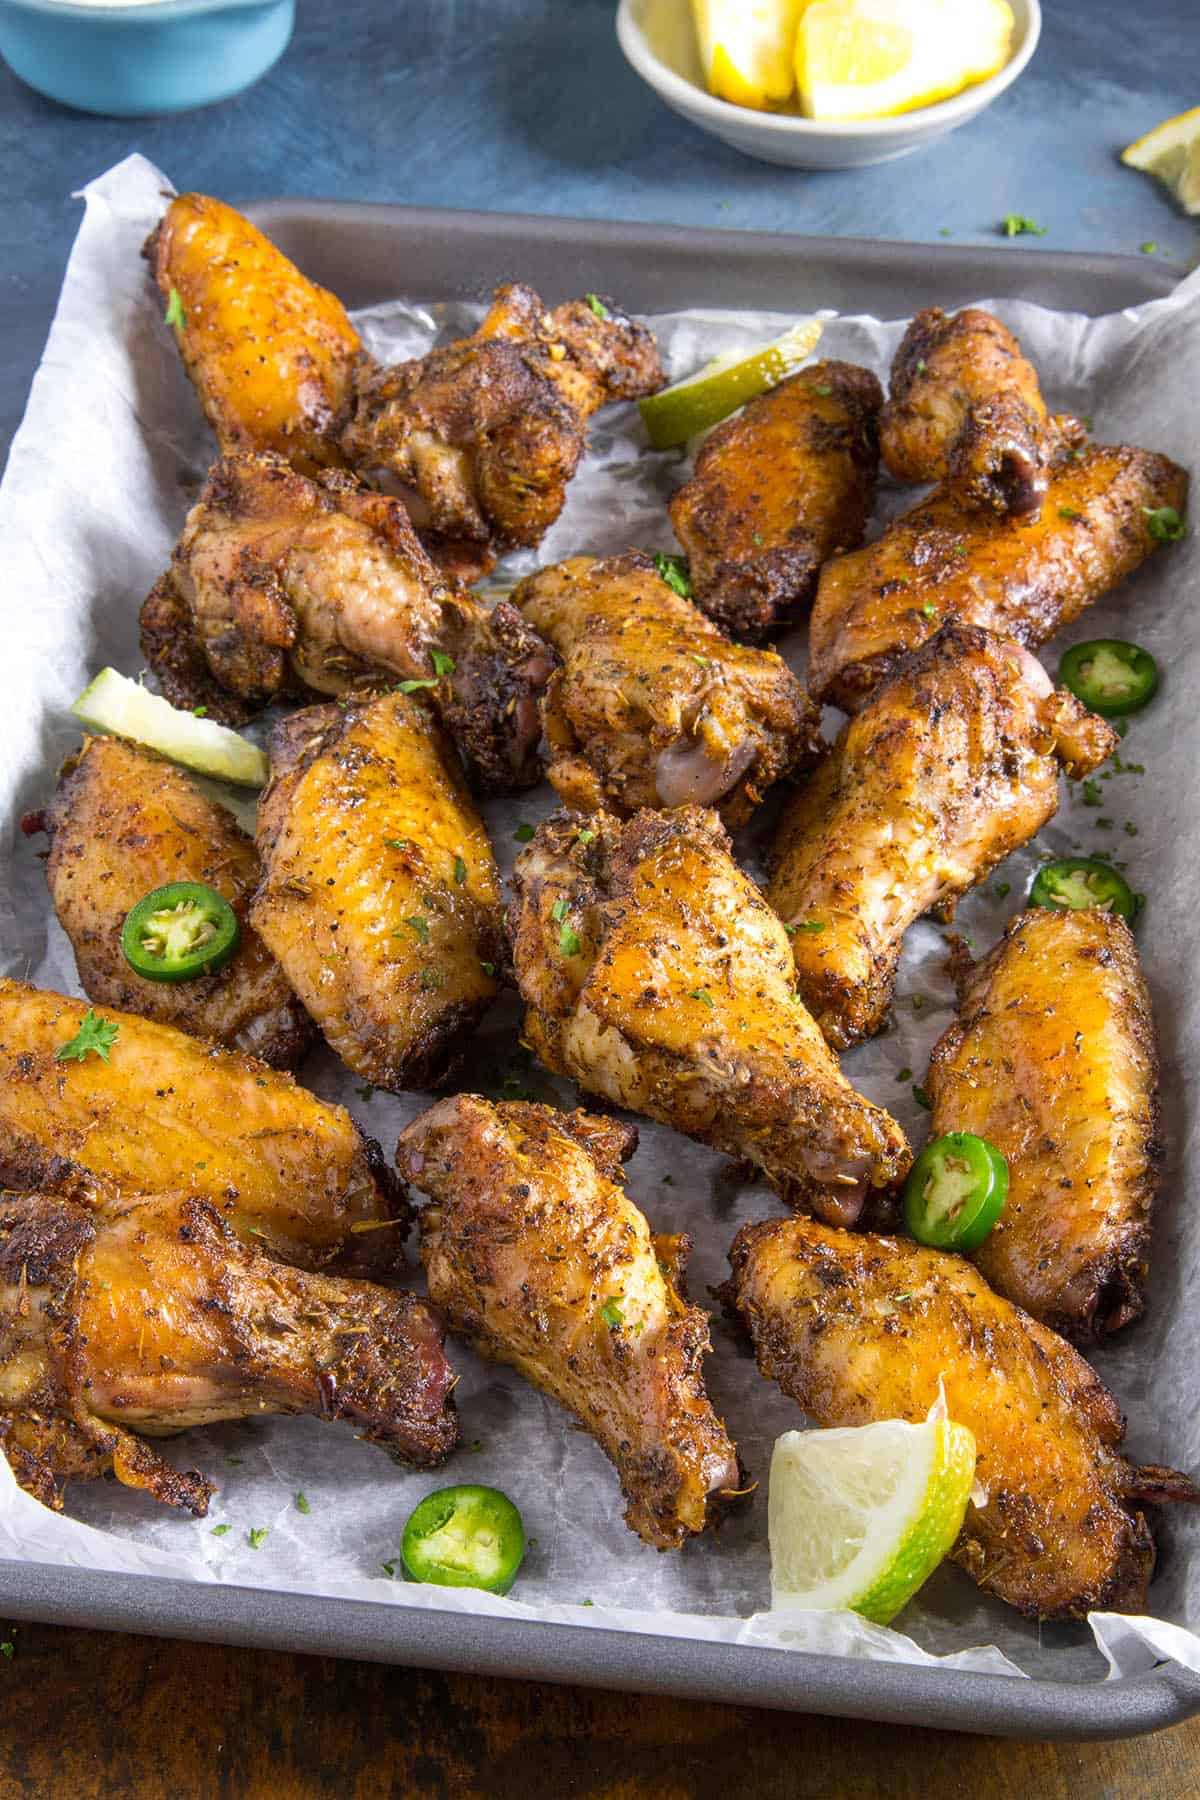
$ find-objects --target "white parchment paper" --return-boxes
[1,154,1199,1689]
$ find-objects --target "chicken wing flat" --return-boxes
[508,808,910,1226]
[252,692,503,1092]
[0,1190,456,1515]
[927,908,1158,1342]
[140,452,554,790]
[148,193,361,474]
[0,979,405,1278]
[341,281,663,568]
[669,362,882,639]
[808,443,1188,711]
[513,552,820,821]
[397,1095,740,1549]
[726,1216,1199,1619]
[768,625,1115,1050]
[24,734,310,1068]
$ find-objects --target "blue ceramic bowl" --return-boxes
[0,0,294,116]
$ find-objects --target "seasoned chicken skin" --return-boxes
[148,193,360,473]
[808,443,1188,711]
[252,692,503,1093]
[140,452,554,790]
[508,808,910,1226]
[0,1190,456,1515]
[768,625,1116,1049]
[398,1096,740,1549]
[670,362,882,639]
[24,735,309,1068]
[928,908,1159,1342]
[0,979,405,1279]
[726,1216,1198,1620]
[513,552,820,822]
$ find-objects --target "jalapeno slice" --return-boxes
[1028,857,1139,922]
[121,882,241,983]
[903,1132,1008,1252]
[1058,640,1159,717]
[400,1484,525,1595]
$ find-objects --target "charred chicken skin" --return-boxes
[24,734,310,1067]
[512,552,820,822]
[669,361,883,639]
[726,1216,1199,1620]
[398,1095,740,1549]
[0,1189,456,1515]
[252,691,504,1093]
[0,979,406,1279]
[507,808,910,1227]
[139,452,554,791]
[927,908,1159,1342]
[768,625,1116,1050]
[808,442,1188,712]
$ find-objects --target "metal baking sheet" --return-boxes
[1,198,1195,1739]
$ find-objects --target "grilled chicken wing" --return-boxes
[140,452,554,790]
[669,362,882,639]
[508,808,910,1226]
[0,979,405,1278]
[252,692,503,1092]
[726,1215,1198,1619]
[341,281,662,569]
[23,734,310,1067]
[808,443,1188,711]
[927,908,1158,1341]
[397,1095,740,1549]
[513,552,820,821]
[768,625,1115,1050]
[0,1190,456,1515]
[148,193,361,474]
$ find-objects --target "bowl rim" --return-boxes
[4,0,285,18]
[616,0,1041,140]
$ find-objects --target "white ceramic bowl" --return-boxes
[616,0,1041,169]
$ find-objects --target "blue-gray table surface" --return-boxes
[1,0,1197,461]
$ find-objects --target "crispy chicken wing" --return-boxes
[23,734,310,1068]
[148,193,360,474]
[507,808,910,1226]
[726,1215,1198,1619]
[252,691,503,1092]
[140,452,554,791]
[927,908,1159,1341]
[397,1095,740,1549]
[669,362,882,639]
[0,979,405,1278]
[808,443,1188,711]
[768,625,1115,1049]
[0,1190,456,1515]
[513,552,820,822]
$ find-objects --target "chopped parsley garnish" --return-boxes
[911,994,926,1013]
[691,654,709,669]
[1144,504,1187,543]
[550,897,570,924]
[600,1298,624,1330]
[381,1559,399,1578]
[793,920,826,934]
[689,987,715,1007]
[247,1528,268,1550]
[164,287,187,330]
[813,384,833,397]
[210,1523,232,1536]
[480,960,496,977]
[652,551,692,599]
[384,838,409,850]
[405,915,430,944]
[938,227,953,238]
[430,648,456,677]
[912,1084,933,1110]
[921,602,938,619]
[1141,242,1158,254]
[192,705,208,717]
[1058,506,1084,522]
[915,358,927,375]
[896,1066,913,1082]
[1124,821,1139,837]
[1002,214,1047,237]
[420,965,445,990]
[395,677,439,693]
[513,821,536,843]
[454,855,467,885]
[993,881,1011,898]
[1081,778,1102,806]
[576,828,595,845]
[558,920,582,957]
[295,1491,311,1515]
[55,1010,118,1065]
[584,293,609,319]
[355,1083,375,1102]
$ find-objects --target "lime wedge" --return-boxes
[769,1413,976,1624]
[72,668,268,789]
[638,319,824,450]
[1122,106,1200,215]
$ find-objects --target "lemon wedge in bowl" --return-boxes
[769,1412,976,1624]
[691,1,805,111]
[794,0,1015,123]
[1122,108,1200,215]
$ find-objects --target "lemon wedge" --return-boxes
[1122,108,1200,215]
[691,1,805,111]
[639,318,824,450]
[769,1412,976,1624]
[794,0,1014,123]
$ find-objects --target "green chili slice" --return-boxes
[1029,857,1139,922]
[1058,640,1159,717]
[400,1484,525,1595]
[121,881,240,983]
[903,1132,1008,1252]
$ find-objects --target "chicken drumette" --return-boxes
[512,552,820,821]
[397,1095,740,1549]
[508,808,910,1227]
